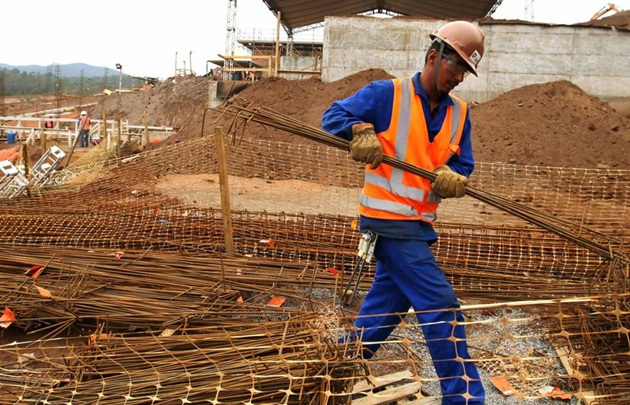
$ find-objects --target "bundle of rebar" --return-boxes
[219,104,628,266]
[0,244,359,404]
[0,245,348,338]
[1,316,350,404]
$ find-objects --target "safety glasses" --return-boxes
[441,53,471,77]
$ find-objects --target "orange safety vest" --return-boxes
[358,77,467,224]
[80,117,91,130]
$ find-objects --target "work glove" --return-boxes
[350,123,383,169]
[431,165,468,198]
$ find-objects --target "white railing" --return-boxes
[237,28,324,44]
[0,116,176,146]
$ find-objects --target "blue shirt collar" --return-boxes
[412,71,454,108]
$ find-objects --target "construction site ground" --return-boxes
[0,69,629,404]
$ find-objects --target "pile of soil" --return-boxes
[91,70,629,169]
[230,68,395,131]
[470,80,629,168]
[90,76,210,132]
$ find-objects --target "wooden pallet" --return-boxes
[351,370,438,404]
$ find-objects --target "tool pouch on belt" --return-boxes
[357,231,378,262]
[342,231,379,307]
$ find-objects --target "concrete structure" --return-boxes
[322,16,630,114]
[237,38,323,79]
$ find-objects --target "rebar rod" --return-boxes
[219,104,627,263]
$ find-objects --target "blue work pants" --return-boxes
[353,236,485,405]
[79,129,90,147]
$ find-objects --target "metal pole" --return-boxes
[116,63,123,92]
[115,63,122,158]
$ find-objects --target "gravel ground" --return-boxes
[319,291,584,405]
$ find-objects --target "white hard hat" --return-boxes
[81,111,87,115]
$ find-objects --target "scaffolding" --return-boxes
[225,0,237,72]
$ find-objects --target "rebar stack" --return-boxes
[5,318,346,404]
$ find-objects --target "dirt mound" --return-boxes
[129,69,395,148]
[214,68,396,144]
[225,74,629,168]
[90,74,210,132]
[470,80,630,168]
[89,70,629,169]
[232,68,396,128]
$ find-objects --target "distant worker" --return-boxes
[78,111,91,148]
[322,21,486,404]
[44,116,54,129]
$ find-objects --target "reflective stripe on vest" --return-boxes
[358,77,466,223]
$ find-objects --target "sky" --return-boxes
[2,0,629,80]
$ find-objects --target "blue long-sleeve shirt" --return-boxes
[321,72,476,241]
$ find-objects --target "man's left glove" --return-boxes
[431,165,468,198]
[350,123,383,169]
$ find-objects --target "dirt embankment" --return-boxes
[11,70,630,169]
[170,72,630,169]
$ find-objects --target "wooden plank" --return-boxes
[277,69,321,75]
[214,126,235,253]
[351,370,423,405]
[352,381,422,405]
[401,397,440,405]
[352,370,413,393]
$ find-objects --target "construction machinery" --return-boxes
[591,3,622,20]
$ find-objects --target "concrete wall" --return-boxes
[322,16,630,114]
[279,54,322,79]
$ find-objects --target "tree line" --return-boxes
[1,68,143,97]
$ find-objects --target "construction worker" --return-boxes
[78,111,91,147]
[322,21,486,405]
[44,116,54,129]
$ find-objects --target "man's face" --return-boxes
[433,50,470,94]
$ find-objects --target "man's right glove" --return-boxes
[350,123,383,169]
[431,165,468,198]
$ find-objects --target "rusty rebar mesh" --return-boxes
[1,250,629,405]
[217,104,629,253]
[0,137,626,300]
[0,127,629,403]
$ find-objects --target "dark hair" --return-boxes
[425,39,457,64]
